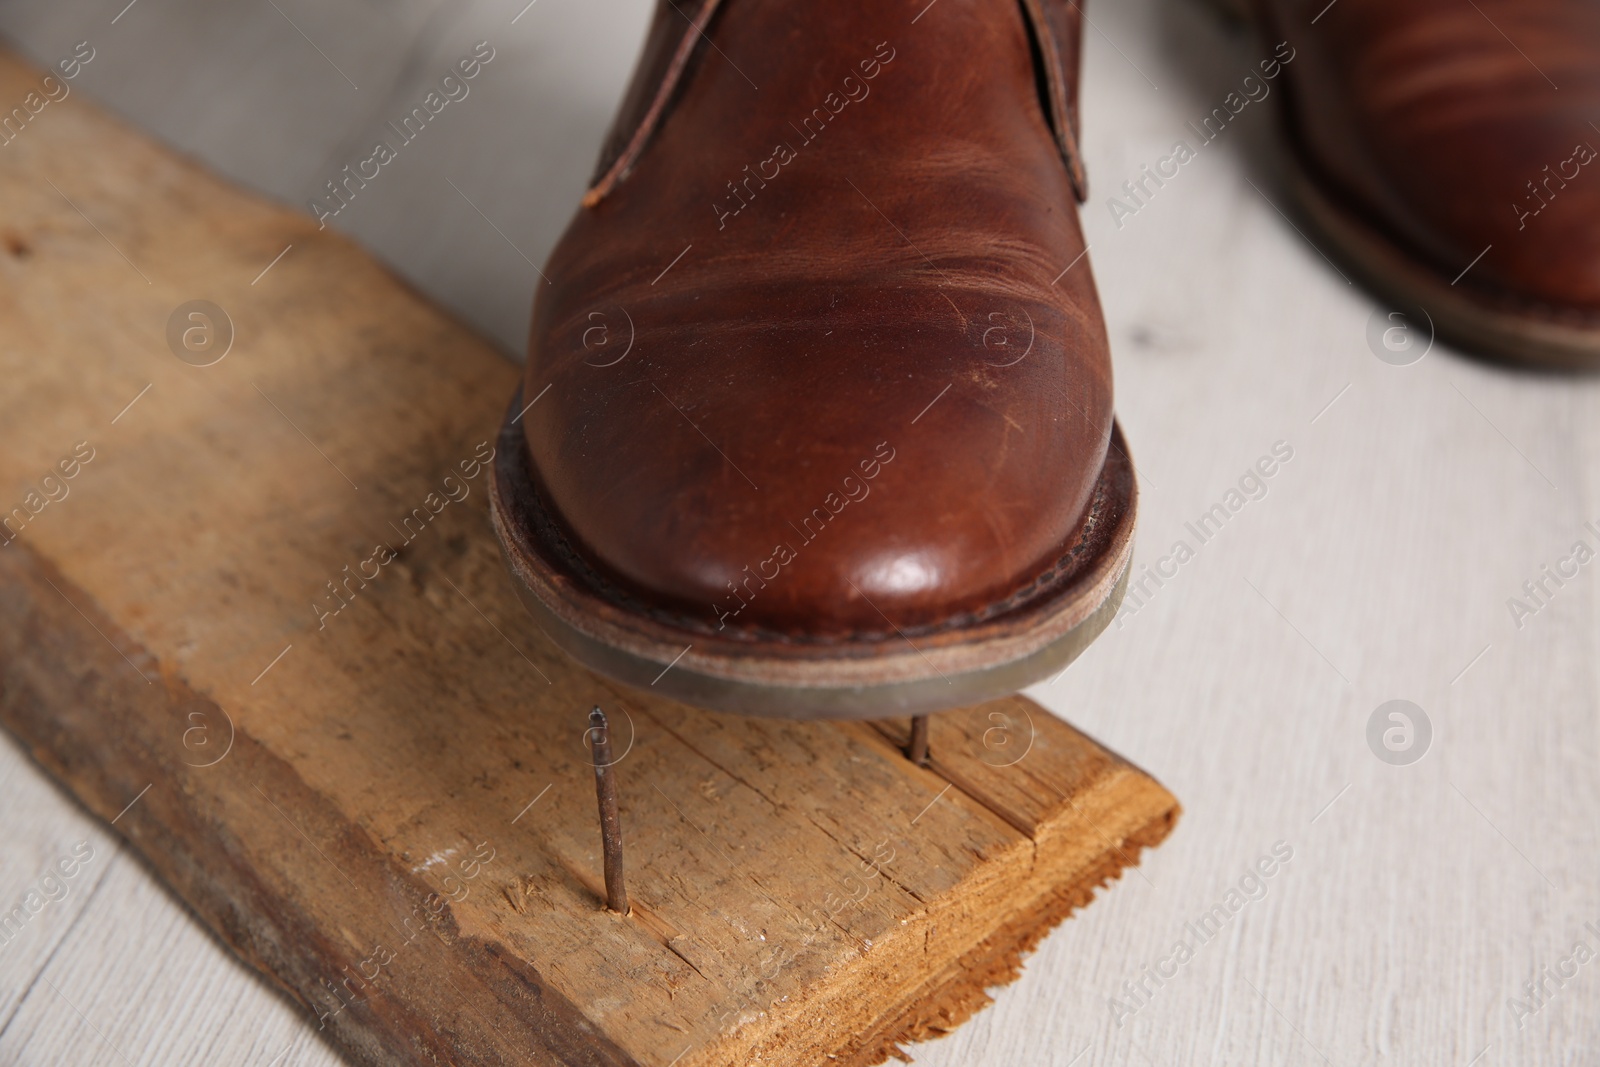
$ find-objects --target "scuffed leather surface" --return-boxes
[1262,0,1600,314]
[524,0,1111,636]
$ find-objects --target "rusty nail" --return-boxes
[907,714,930,766]
[588,706,628,914]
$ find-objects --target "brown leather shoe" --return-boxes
[489,0,1134,718]
[1256,0,1600,366]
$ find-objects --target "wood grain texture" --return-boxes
[0,46,1176,1067]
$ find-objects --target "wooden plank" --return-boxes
[0,48,1177,1067]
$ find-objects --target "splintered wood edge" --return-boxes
[811,749,1178,1067]
[721,720,1180,1067]
[851,775,1177,1066]
[870,771,1171,1062]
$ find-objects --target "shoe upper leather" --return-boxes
[522,0,1112,637]
[1263,0,1600,314]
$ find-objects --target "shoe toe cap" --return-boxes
[523,297,1112,637]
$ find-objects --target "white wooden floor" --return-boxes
[3,1,1598,1064]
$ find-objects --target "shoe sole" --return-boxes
[489,389,1137,719]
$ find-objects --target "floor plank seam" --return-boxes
[0,848,120,1046]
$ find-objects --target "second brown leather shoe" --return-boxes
[490,0,1135,717]
[1257,0,1600,366]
